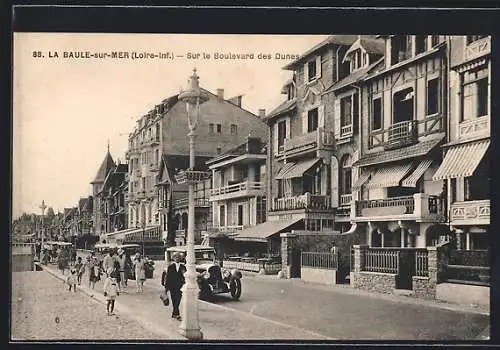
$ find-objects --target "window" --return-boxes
[209,123,214,134]
[256,196,266,224]
[427,78,440,115]
[415,35,428,55]
[155,149,159,164]
[391,35,412,65]
[230,124,238,135]
[216,147,222,154]
[308,60,317,82]
[287,85,295,100]
[237,205,244,226]
[466,35,487,44]
[277,120,286,150]
[141,177,146,190]
[216,124,222,133]
[340,155,352,195]
[462,68,489,121]
[372,98,382,130]
[393,87,414,123]
[340,96,352,128]
[307,108,319,132]
[219,205,225,227]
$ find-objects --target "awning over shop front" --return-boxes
[364,162,414,189]
[402,159,433,187]
[233,218,302,242]
[275,159,321,180]
[352,172,372,191]
[432,140,490,181]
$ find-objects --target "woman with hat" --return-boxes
[133,252,146,293]
[116,248,127,292]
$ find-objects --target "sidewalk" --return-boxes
[42,264,329,340]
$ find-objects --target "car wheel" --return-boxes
[230,279,241,300]
[199,284,211,300]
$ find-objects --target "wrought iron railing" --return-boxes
[363,248,400,274]
[301,251,338,270]
[355,195,415,216]
[272,193,332,211]
[415,249,429,277]
[340,193,352,206]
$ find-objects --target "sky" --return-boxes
[12,33,329,219]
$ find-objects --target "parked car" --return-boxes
[165,245,242,300]
[122,244,155,280]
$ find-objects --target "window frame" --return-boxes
[216,124,222,134]
[230,124,238,135]
[426,76,440,116]
[371,96,383,131]
[307,59,317,82]
[307,107,319,133]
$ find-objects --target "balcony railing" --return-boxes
[450,200,490,225]
[340,124,353,138]
[210,181,265,196]
[465,36,490,61]
[458,115,490,140]
[173,197,210,208]
[218,225,244,233]
[369,116,443,150]
[354,193,445,221]
[271,193,332,211]
[281,127,335,156]
[340,193,352,206]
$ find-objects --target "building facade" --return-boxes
[432,35,490,250]
[90,148,116,235]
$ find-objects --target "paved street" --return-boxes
[18,259,489,341]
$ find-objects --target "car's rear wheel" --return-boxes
[230,279,241,299]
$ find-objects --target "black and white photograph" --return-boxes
[10,27,492,342]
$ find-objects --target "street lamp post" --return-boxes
[176,68,209,340]
[142,219,146,257]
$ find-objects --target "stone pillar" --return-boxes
[427,246,438,283]
[352,244,368,273]
[280,232,297,279]
[466,230,471,250]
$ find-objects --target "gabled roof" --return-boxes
[324,58,384,94]
[91,150,115,184]
[263,99,297,121]
[158,154,212,185]
[78,198,88,211]
[344,37,385,60]
[283,35,359,70]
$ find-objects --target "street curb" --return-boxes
[40,264,185,340]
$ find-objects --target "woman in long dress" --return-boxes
[133,253,146,293]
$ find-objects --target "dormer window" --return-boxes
[391,35,412,65]
[415,35,428,55]
[308,60,317,81]
[287,85,295,100]
[348,49,368,72]
[304,56,321,83]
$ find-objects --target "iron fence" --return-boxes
[415,249,429,277]
[301,251,338,270]
[363,248,400,274]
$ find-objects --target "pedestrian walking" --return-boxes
[74,257,84,285]
[86,255,100,290]
[66,268,77,292]
[103,267,120,316]
[57,248,69,275]
[133,253,146,293]
[163,252,186,321]
[102,248,117,277]
[116,248,127,291]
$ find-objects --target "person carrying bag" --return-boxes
[160,267,170,306]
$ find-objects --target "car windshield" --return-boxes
[194,251,215,264]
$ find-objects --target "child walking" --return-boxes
[66,268,77,292]
[103,267,119,316]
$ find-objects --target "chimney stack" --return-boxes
[258,109,266,118]
[217,88,224,99]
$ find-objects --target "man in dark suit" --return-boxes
[162,252,186,321]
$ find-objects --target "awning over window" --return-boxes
[276,159,321,180]
[352,172,372,191]
[402,159,433,187]
[432,140,490,181]
[233,218,302,242]
[275,162,296,180]
[364,162,414,189]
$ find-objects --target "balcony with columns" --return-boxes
[270,193,333,212]
[210,181,265,202]
[352,193,446,223]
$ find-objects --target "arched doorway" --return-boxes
[425,224,451,247]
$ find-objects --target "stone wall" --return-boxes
[352,271,397,294]
[412,276,436,299]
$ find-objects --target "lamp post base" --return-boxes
[179,328,204,340]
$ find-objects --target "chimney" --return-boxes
[227,95,242,107]
[258,109,266,118]
[216,88,224,99]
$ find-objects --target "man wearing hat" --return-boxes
[102,248,117,278]
[116,248,127,292]
[162,252,186,321]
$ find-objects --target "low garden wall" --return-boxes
[301,267,337,286]
[352,271,397,294]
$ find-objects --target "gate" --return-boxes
[290,248,301,278]
[396,250,415,290]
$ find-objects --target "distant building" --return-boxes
[90,147,116,235]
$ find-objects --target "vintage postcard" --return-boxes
[11,31,491,342]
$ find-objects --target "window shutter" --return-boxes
[318,105,325,128]
[302,112,308,134]
[273,123,279,154]
[334,99,341,139]
[286,118,291,139]
[304,62,309,84]
[316,56,322,79]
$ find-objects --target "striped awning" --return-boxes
[280,159,320,179]
[275,162,296,180]
[402,159,433,187]
[432,140,489,181]
[352,172,372,191]
[365,162,414,189]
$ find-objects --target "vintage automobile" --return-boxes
[120,244,155,280]
[165,245,242,300]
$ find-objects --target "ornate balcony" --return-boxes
[271,193,332,211]
[149,162,160,172]
[210,181,265,201]
[450,199,490,226]
[458,115,490,141]
[353,193,445,223]
[340,193,353,206]
[281,127,335,158]
[173,197,210,209]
